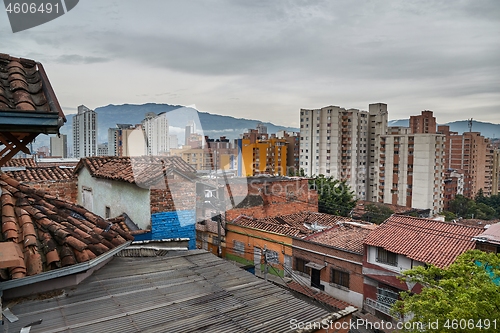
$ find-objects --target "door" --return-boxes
[254,247,261,271]
[284,255,292,277]
[311,268,321,289]
[82,188,93,211]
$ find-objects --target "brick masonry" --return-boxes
[151,210,196,249]
[150,177,196,214]
[225,178,318,220]
[28,179,78,203]
[293,237,364,297]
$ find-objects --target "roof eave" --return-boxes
[0,240,132,291]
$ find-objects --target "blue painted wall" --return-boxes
[151,210,196,249]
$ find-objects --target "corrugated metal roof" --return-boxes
[5,251,334,332]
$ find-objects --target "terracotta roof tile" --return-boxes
[230,216,301,236]
[0,173,133,280]
[4,166,74,182]
[304,222,377,254]
[3,158,37,167]
[363,215,484,268]
[230,212,357,238]
[75,156,196,185]
[0,54,64,119]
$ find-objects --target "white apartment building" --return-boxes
[142,112,169,156]
[375,127,445,214]
[73,105,97,158]
[50,134,67,158]
[299,103,387,200]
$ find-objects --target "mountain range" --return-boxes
[31,103,500,152]
[388,119,500,138]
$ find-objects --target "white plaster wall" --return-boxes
[77,168,151,229]
[367,246,424,274]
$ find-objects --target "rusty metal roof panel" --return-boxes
[6,251,333,333]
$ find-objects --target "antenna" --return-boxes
[468,118,473,132]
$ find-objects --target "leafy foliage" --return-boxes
[448,194,498,220]
[393,250,500,333]
[308,175,356,217]
[361,203,394,224]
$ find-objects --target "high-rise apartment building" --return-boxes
[492,149,500,195]
[277,131,300,175]
[438,125,494,197]
[50,134,67,158]
[108,124,134,156]
[300,104,387,199]
[236,129,287,177]
[374,126,445,214]
[142,112,169,156]
[73,105,97,158]
[409,110,437,134]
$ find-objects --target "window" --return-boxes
[376,247,398,266]
[331,268,349,288]
[295,257,310,274]
[105,206,111,219]
[233,240,245,255]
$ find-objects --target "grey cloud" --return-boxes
[56,54,110,64]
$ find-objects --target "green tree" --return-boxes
[393,250,500,333]
[361,203,394,224]
[309,175,356,216]
[440,210,457,221]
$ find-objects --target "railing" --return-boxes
[365,298,394,317]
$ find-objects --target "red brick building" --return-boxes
[224,176,318,221]
[409,110,436,134]
[292,221,377,308]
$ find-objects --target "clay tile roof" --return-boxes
[0,54,64,120]
[0,173,133,280]
[3,158,37,167]
[231,216,302,237]
[4,166,74,182]
[262,212,354,236]
[305,222,377,254]
[363,215,484,268]
[75,156,197,185]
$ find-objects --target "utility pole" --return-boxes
[263,245,268,281]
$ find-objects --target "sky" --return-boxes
[2,0,499,128]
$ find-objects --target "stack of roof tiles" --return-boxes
[0,173,133,280]
[75,156,197,186]
[231,212,355,237]
[364,215,484,268]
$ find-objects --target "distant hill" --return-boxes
[35,103,299,151]
[388,119,500,138]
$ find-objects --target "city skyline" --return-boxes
[1,0,498,128]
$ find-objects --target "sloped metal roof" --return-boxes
[5,251,336,332]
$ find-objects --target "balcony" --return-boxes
[365,288,399,317]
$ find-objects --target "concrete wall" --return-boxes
[77,168,151,229]
[366,245,424,274]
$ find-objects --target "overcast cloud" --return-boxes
[1,0,498,127]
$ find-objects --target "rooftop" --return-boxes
[363,215,484,268]
[4,251,340,332]
[304,222,377,254]
[0,54,65,165]
[230,212,356,238]
[75,156,197,186]
[473,222,500,245]
[3,165,74,182]
[0,173,133,280]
